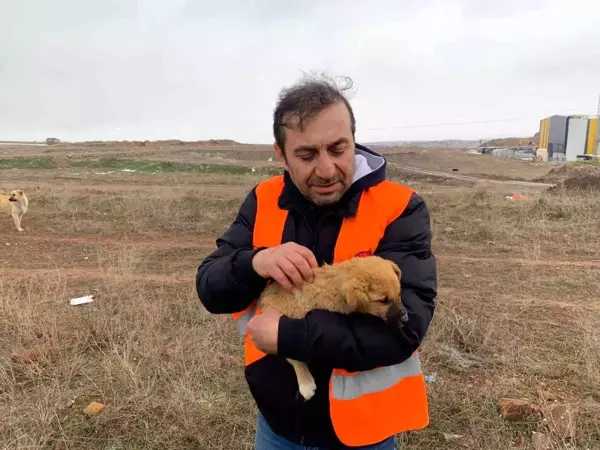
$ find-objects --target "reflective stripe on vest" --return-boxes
[230,175,429,446]
[233,302,256,335]
[331,353,422,400]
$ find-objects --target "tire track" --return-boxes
[388,162,556,188]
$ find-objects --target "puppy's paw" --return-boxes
[298,379,317,401]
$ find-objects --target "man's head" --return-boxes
[273,75,357,206]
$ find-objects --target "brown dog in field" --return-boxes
[258,255,407,401]
[0,190,29,232]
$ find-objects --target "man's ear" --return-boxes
[341,278,369,310]
[274,142,289,172]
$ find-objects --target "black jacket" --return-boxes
[196,144,437,449]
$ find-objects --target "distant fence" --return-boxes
[480,147,535,161]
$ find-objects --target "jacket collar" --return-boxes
[277,143,387,218]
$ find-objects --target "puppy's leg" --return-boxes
[287,358,316,401]
[12,213,23,232]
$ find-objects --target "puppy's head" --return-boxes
[8,190,24,202]
[342,256,408,328]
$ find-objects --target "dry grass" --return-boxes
[428,188,600,260]
[28,189,244,236]
[1,147,599,449]
[0,259,256,449]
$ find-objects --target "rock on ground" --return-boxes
[498,397,538,421]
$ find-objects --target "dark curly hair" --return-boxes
[273,74,356,152]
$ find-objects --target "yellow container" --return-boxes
[539,118,550,149]
[587,118,598,155]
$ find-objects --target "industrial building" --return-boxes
[539,114,599,162]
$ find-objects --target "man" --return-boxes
[196,75,437,449]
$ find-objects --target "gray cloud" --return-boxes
[1,0,598,142]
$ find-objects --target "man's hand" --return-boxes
[247,307,283,354]
[252,242,318,291]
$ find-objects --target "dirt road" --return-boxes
[388,162,556,188]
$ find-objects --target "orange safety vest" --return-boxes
[231,175,429,447]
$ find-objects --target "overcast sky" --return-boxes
[1,0,599,143]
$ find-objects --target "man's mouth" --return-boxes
[312,182,339,194]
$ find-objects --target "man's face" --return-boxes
[275,102,356,206]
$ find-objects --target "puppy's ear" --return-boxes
[341,278,369,310]
[390,261,401,278]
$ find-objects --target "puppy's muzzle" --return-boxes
[9,196,17,202]
[386,303,409,328]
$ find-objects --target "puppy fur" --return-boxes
[0,190,29,232]
[258,255,407,400]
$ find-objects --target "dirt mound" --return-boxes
[540,164,600,192]
[72,139,240,148]
[481,136,536,147]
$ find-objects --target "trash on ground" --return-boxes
[506,193,528,201]
[70,295,94,306]
[424,372,437,384]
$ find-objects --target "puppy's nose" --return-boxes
[400,311,409,324]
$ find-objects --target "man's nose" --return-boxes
[314,155,336,180]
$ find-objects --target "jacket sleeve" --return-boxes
[195,187,268,314]
[277,192,437,372]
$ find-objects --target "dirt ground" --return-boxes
[0,143,598,449]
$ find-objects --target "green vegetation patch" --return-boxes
[0,156,55,169]
[68,157,280,175]
[0,155,281,176]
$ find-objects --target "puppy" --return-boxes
[0,190,29,232]
[258,255,407,401]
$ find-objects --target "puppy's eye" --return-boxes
[379,298,391,305]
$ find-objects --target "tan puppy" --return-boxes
[0,190,29,232]
[258,255,407,401]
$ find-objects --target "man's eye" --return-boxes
[330,146,346,155]
[299,154,315,161]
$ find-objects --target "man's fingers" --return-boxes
[284,242,318,268]
[294,245,318,269]
[270,265,294,291]
[287,253,314,283]
[279,257,304,289]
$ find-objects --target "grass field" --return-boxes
[0,142,599,449]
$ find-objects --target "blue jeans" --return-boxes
[255,413,397,450]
